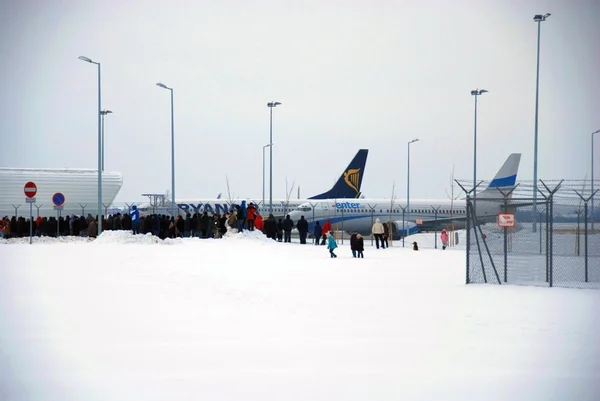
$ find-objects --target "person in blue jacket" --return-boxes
[130,205,140,235]
[327,232,338,258]
[238,200,247,231]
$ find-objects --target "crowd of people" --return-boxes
[0,202,322,243]
[1,201,452,257]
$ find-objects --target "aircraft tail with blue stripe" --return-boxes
[478,153,521,198]
[309,149,368,199]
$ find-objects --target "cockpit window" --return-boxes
[298,206,311,212]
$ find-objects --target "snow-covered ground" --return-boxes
[1,231,599,401]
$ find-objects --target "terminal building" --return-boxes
[0,168,123,218]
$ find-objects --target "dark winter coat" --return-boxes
[283,216,294,232]
[313,223,322,238]
[296,217,308,233]
[356,237,364,252]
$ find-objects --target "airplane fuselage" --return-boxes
[288,197,507,239]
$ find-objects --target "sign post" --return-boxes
[24,182,37,244]
[53,192,65,237]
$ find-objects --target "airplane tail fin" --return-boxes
[478,153,521,198]
[309,149,368,199]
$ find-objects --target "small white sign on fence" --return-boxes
[497,213,516,228]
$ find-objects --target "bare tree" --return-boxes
[444,164,460,244]
[283,176,296,216]
[388,181,396,246]
[225,175,239,209]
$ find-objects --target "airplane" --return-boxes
[288,153,522,240]
[136,149,369,219]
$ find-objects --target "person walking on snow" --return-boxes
[350,231,358,257]
[327,232,338,258]
[372,218,385,249]
[441,228,449,250]
[313,221,322,245]
[356,234,364,258]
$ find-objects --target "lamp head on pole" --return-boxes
[533,13,551,22]
[156,82,171,90]
[78,56,93,63]
[593,129,600,135]
[471,89,488,96]
[267,101,282,108]
[100,110,113,115]
[409,139,419,145]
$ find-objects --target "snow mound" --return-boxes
[92,231,179,245]
[222,229,272,242]
[0,236,94,245]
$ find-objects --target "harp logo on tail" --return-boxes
[343,168,360,194]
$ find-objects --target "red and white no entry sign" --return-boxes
[24,181,37,198]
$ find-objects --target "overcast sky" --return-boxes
[1,0,598,203]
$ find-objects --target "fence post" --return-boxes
[29,202,33,245]
[504,201,508,283]
[574,189,598,283]
[12,205,20,218]
[584,201,588,282]
[536,189,550,283]
[79,204,87,216]
[495,185,518,283]
[341,208,344,245]
[34,204,43,218]
[546,199,550,283]
[399,205,406,248]
[550,193,554,287]
[368,205,375,246]
[466,194,471,284]
[432,206,441,249]
[575,210,581,256]
[541,180,564,288]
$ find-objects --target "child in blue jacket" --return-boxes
[327,232,338,258]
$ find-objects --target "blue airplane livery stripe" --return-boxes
[489,174,516,188]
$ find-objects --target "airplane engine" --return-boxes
[387,220,419,240]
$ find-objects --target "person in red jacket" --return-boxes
[321,220,332,245]
[255,213,264,233]
[247,203,257,231]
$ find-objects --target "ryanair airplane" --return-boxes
[137,149,368,219]
[288,154,522,240]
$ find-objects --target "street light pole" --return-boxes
[532,13,551,232]
[592,129,600,231]
[471,89,488,211]
[100,110,113,171]
[267,101,281,214]
[78,56,103,235]
[261,143,271,214]
[156,83,176,218]
[406,138,419,246]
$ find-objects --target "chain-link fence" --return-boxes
[465,181,600,289]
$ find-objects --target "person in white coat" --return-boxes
[372,218,385,249]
